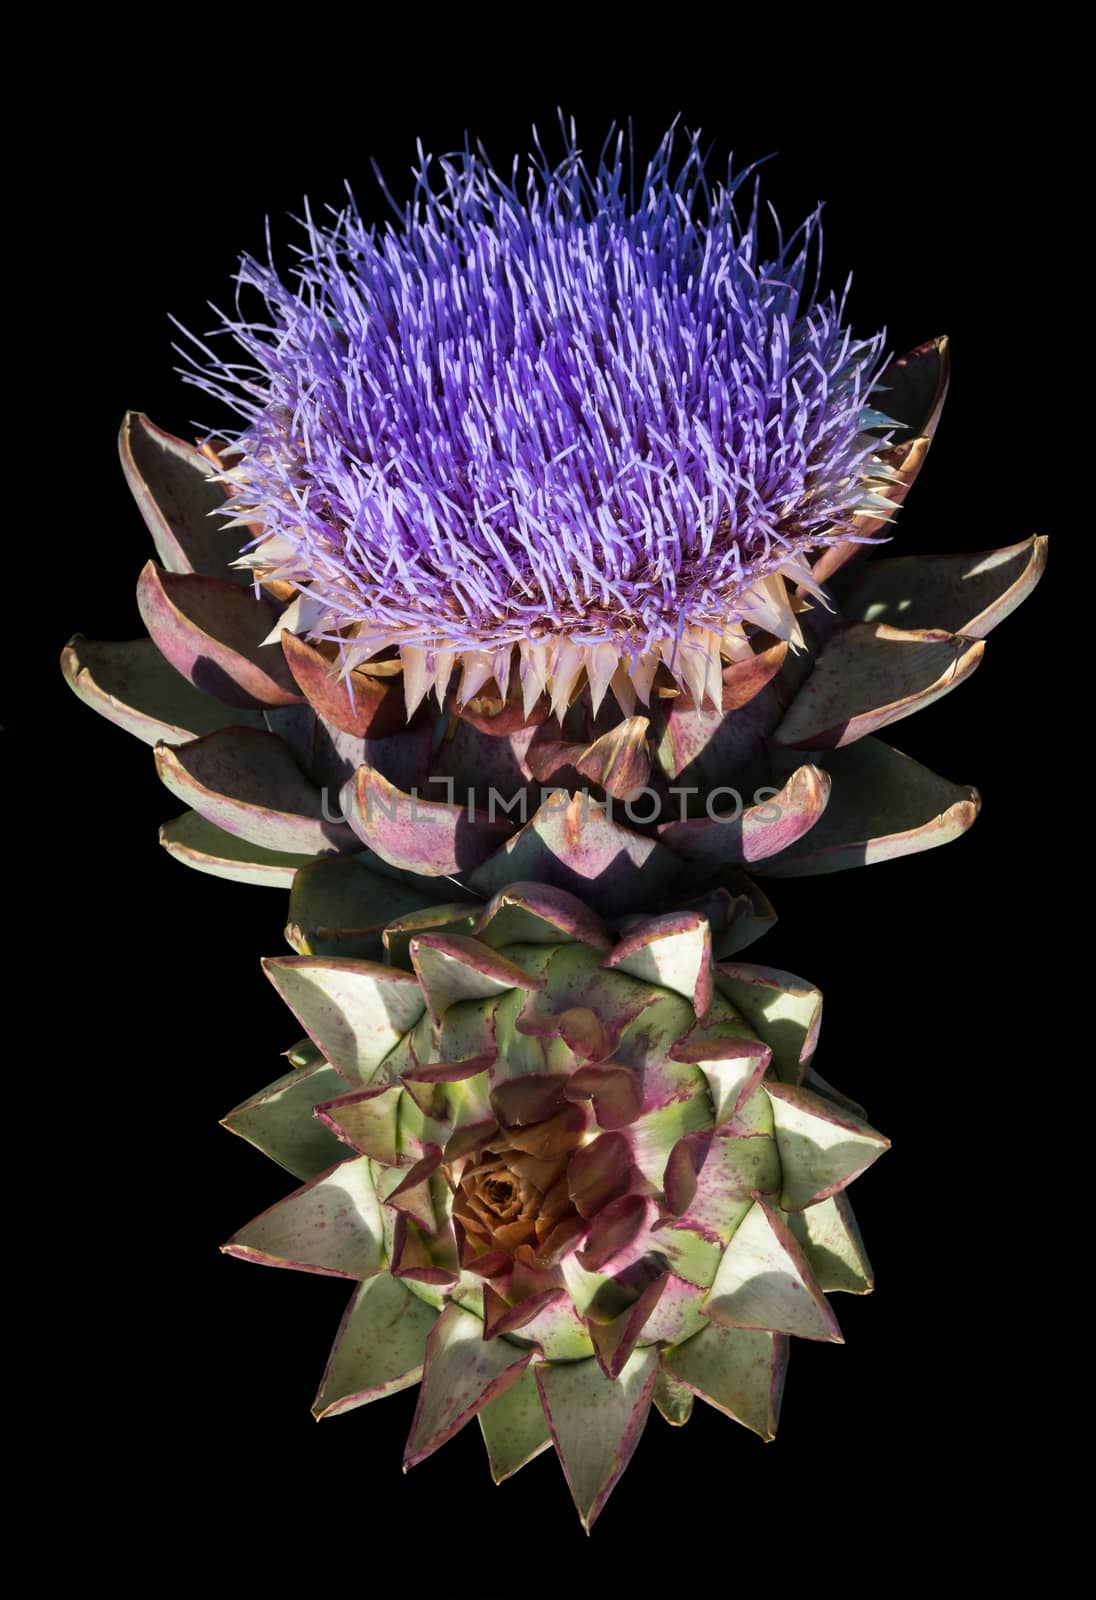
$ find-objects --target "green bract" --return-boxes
[224,881,887,1530]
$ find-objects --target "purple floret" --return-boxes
[180,123,888,659]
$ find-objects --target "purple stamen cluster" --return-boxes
[182,124,889,657]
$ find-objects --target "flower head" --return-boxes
[183,124,898,716]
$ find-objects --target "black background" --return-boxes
[34,57,1056,1576]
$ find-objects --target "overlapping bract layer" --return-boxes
[62,337,1045,911]
[223,882,887,1529]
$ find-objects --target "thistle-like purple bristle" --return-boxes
[179,123,889,658]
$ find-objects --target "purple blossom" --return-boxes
[180,123,892,693]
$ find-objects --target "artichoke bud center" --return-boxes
[449,1107,586,1262]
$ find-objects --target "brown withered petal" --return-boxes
[505,1152,569,1192]
[530,1213,589,1267]
[504,1104,587,1158]
[538,1173,578,1226]
[456,1193,497,1234]
[448,1114,590,1272]
[494,1219,539,1251]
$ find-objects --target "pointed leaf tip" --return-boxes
[758,738,981,877]
[663,1323,786,1439]
[222,1058,348,1180]
[120,411,251,582]
[159,809,315,885]
[136,560,303,710]
[766,1081,889,1211]
[477,1366,553,1482]
[410,933,542,1024]
[62,634,267,747]
[154,727,356,858]
[313,1276,436,1419]
[774,623,984,751]
[840,534,1047,640]
[705,1198,842,1343]
[223,1158,384,1280]
[263,955,424,1084]
[536,1347,658,1532]
[403,1303,533,1469]
[602,911,713,1019]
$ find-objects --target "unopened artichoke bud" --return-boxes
[223,882,887,1531]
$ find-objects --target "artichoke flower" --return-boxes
[62,129,1044,914]
[223,881,887,1530]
